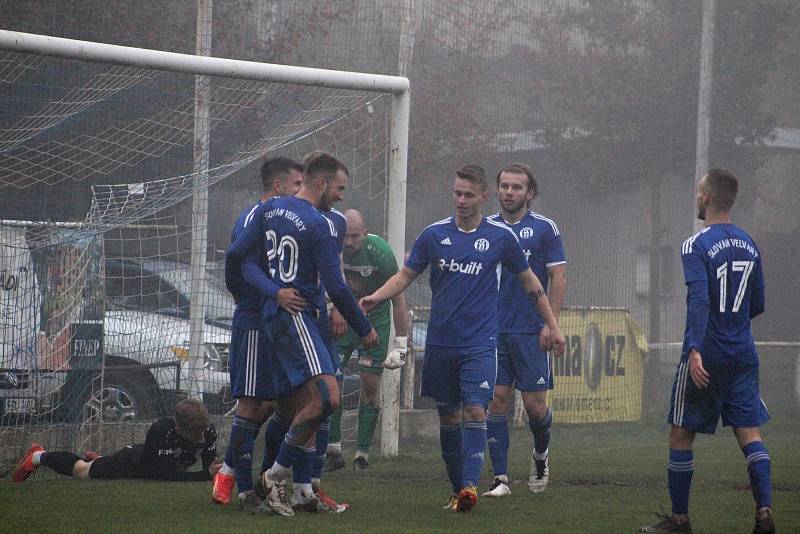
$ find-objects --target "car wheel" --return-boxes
[83,370,154,422]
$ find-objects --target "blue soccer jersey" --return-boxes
[226,196,371,337]
[230,202,268,330]
[680,223,765,364]
[489,211,566,334]
[406,217,529,347]
[323,208,346,253]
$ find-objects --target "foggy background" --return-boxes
[1,0,798,446]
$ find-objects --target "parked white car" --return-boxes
[0,224,234,422]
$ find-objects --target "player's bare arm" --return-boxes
[539,263,566,351]
[382,291,411,369]
[517,268,565,356]
[390,292,410,337]
[360,266,418,313]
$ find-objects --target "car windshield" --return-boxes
[106,259,235,322]
[156,266,235,322]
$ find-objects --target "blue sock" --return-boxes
[667,448,694,515]
[223,443,235,469]
[529,407,552,456]
[262,412,291,474]
[439,424,463,494]
[462,420,487,488]
[274,426,306,471]
[742,441,772,509]
[486,410,509,477]
[229,415,260,493]
[293,446,316,485]
[312,417,331,481]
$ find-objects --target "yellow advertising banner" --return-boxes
[549,307,647,423]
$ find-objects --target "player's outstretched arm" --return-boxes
[517,268,565,356]
[361,267,418,313]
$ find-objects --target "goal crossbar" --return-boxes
[0,28,410,457]
[0,30,409,93]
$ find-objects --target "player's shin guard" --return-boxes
[328,403,343,448]
[529,407,552,455]
[742,441,772,509]
[462,420,488,488]
[440,423,463,494]
[312,417,331,481]
[356,403,379,455]
[486,410,509,477]
[262,412,291,474]
[40,451,80,476]
[667,448,694,515]
[293,445,316,493]
[230,415,260,493]
[272,426,306,477]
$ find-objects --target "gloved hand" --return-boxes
[383,336,408,369]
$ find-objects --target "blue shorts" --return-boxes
[318,314,342,374]
[420,345,496,408]
[228,326,273,399]
[496,333,553,391]
[264,310,336,398]
[667,359,770,434]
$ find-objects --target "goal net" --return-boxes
[0,35,406,472]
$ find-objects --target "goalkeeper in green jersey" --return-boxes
[324,209,409,471]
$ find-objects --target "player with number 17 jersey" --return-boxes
[226,195,371,392]
[670,223,767,433]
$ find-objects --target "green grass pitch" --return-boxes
[2,421,798,533]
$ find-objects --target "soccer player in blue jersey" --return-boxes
[361,164,565,512]
[257,152,351,513]
[226,152,377,516]
[483,163,566,498]
[213,157,305,511]
[641,170,773,534]
[248,156,350,513]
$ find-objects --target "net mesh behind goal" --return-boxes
[0,48,392,471]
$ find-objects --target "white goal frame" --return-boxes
[0,29,410,456]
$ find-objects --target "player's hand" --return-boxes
[539,325,557,354]
[276,288,307,315]
[383,336,408,369]
[208,457,222,478]
[688,349,709,389]
[330,308,347,339]
[547,325,566,357]
[360,328,379,350]
[359,294,379,313]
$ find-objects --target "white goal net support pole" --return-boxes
[0,29,410,455]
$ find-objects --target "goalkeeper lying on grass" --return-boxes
[14,398,221,482]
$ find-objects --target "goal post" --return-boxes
[0,30,409,456]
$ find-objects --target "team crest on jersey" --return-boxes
[359,266,374,277]
[474,238,490,252]
[520,227,534,239]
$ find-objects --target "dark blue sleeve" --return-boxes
[241,250,279,299]
[685,279,710,353]
[334,212,346,253]
[405,230,430,274]
[543,225,566,267]
[681,246,709,353]
[225,204,265,298]
[749,256,765,318]
[501,232,528,275]
[315,222,371,336]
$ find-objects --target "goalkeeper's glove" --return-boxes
[383,336,408,369]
